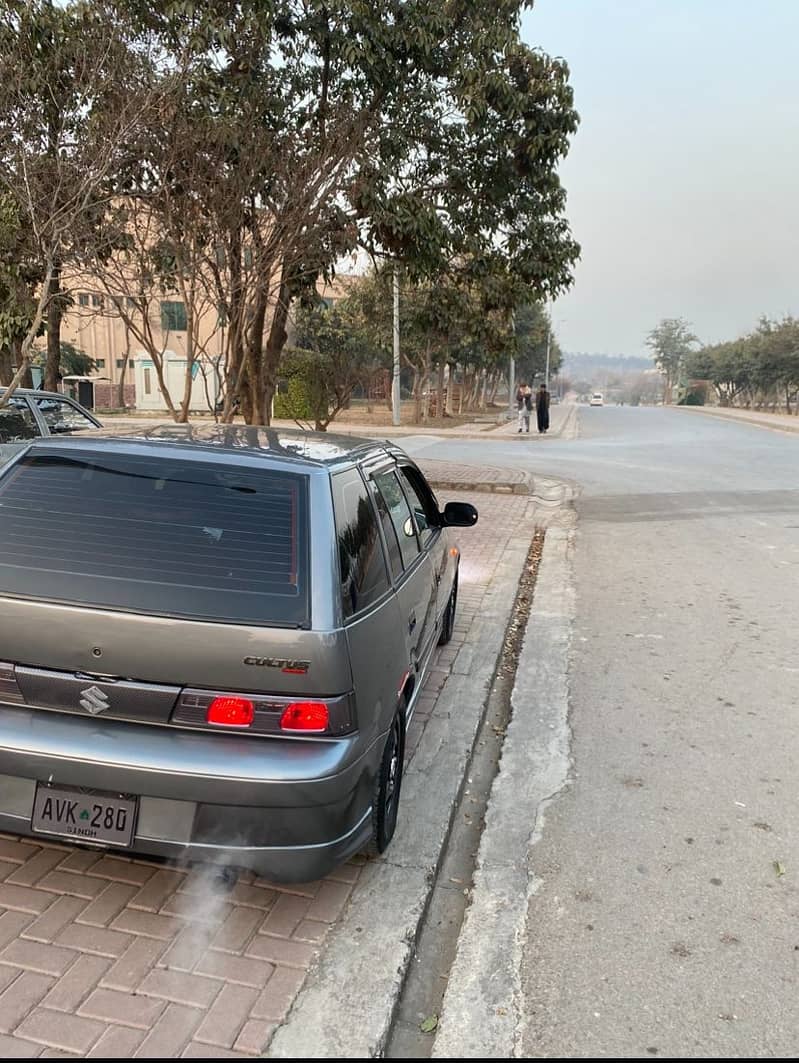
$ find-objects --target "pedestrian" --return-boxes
[536,382,550,434]
[516,382,533,433]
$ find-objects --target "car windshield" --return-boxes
[0,449,309,626]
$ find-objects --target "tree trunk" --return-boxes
[247,281,270,425]
[412,367,422,423]
[116,330,131,409]
[436,360,445,422]
[445,361,455,416]
[421,346,431,422]
[45,265,62,392]
[177,298,195,424]
[0,346,12,386]
[260,268,292,426]
[0,261,53,405]
[222,227,244,422]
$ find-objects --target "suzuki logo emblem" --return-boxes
[79,685,110,715]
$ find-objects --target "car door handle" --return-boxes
[408,612,417,634]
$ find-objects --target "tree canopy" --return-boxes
[0,0,580,418]
[685,316,799,412]
[645,318,699,404]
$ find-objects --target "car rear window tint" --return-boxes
[0,450,309,626]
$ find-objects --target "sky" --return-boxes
[522,0,799,357]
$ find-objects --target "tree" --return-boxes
[31,340,95,379]
[0,192,40,386]
[281,299,383,431]
[683,317,799,413]
[514,303,562,385]
[645,318,699,404]
[119,0,580,423]
[0,0,160,405]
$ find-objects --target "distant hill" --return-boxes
[562,353,653,375]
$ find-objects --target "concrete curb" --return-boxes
[673,404,799,435]
[479,403,578,442]
[427,478,531,496]
[432,509,577,1058]
[267,515,536,1058]
[97,404,579,444]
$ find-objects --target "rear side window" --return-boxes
[332,469,389,619]
[0,450,309,626]
[33,398,96,434]
[0,401,38,443]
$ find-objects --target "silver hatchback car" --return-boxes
[0,425,477,881]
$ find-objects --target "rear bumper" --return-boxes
[0,707,378,882]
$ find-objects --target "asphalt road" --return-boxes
[400,406,799,1058]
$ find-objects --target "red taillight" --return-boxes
[280,701,329,733]
[206,696,254,728]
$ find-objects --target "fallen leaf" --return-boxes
[774,861,786,877]
[420,1015,438,1034]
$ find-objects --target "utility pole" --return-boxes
[508,309,516,419]
[544,302,552,391]
[392,267,401,426]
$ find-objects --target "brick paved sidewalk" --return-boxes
[0,491,533,1058]
[419,459,531,494]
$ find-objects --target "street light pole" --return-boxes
[392,267,400,426]
[508,309,515,419]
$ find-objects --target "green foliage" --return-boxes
[280,299,385,429]
[686,316,799,409]
[514,303,562,384]
[677,387,705,406]
[645,318,699,401]
[0,192,40,354]
[273,372,312,421]
[31,341,95,377]
[1,0,581,418]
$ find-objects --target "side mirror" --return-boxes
[441,501,478,528]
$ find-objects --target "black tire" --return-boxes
[365,710,405,856]
[438,572,458,646]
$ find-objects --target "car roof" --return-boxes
[20,423,398,469]
[7,388,67,400]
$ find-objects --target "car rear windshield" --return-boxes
[0,449,309,626]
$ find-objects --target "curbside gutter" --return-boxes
[267,514,536,1059]
[432,508,577,1058]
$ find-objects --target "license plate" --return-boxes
[31,784,138,848]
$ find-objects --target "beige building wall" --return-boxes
[52,270,361,410]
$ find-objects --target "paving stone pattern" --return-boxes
[0,492,530,1057]
[419,459,530,494]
